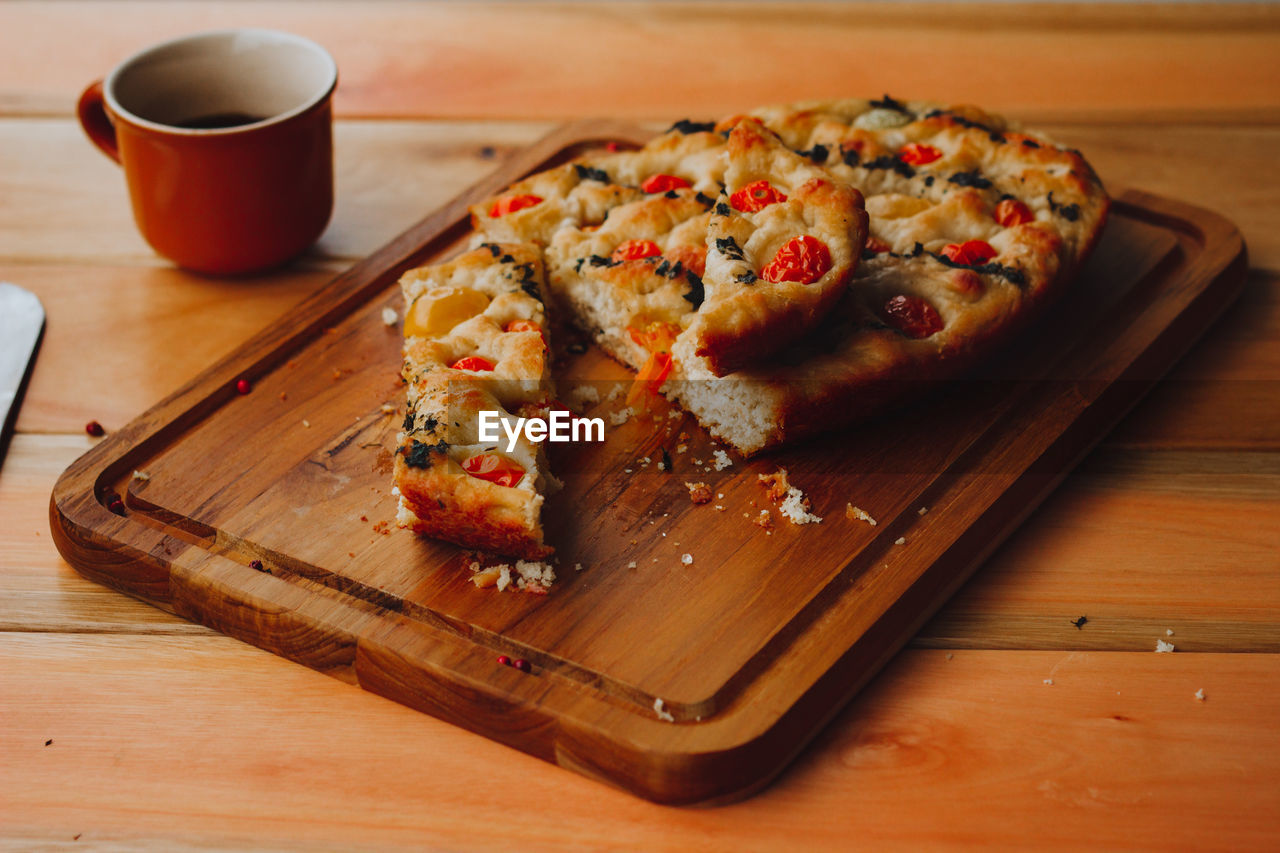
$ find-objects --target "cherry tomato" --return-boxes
[626,321,681,354]
[450,356,496,372]
[611,239,663,262]
[899,143,942,166]
[730,180,788,212]
[994,198,1034,227]
[487,194,543,218]
[865,235,892,254]
[883,294,944,339]
[626,351,674,408]
[504,319,546,347]
[940,240,997,266]
[760,235,832,284]
[641,174,691,193]
[461,453,525,488]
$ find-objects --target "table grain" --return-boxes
[1,2,1277,849]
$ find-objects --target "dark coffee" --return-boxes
[173,112,268,129]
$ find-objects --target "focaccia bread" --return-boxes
[664,97,1110,452]
[393,242,560,560]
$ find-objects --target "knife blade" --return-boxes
[0,281,46,469]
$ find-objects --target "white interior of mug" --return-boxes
[105,28,337,133]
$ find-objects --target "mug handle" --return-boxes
[77,80,120,163]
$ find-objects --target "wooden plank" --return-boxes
[5,118,1277,270]
[2,2,1279,120]
[3,635,1277,848]
[0,118,551,267]
[6,434,1276,648]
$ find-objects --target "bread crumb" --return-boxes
[131,469,151,482]
[753,509,773,530]
[380,403,395,414]
[653,698,675,722]
[570,383,601,407]
[604,384,624,403]
[1043,678,1054,686]
[471,566,503,588]
[712,450,732,471]
[681,553,693,565]
[574,562,584,572]
[917,506,928,516]
[1156,639,1175,653]
[676,444,688,454]
[382,306,398,326]
[758,468,791,503]
[608,407,636,426]
[302,419,311,428]
[945,652,954,660]
[685,481,712,504]
[846,504,876,526]
[667,410,681,420]
[716,492,724,499]
[713,505,725,511]
[894,536,907,545]
[1166,629,1174,636]
[1194,688,1205,701]
[759,468,822,524]
[627,560,637,569]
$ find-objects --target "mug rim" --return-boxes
[102,27,338,137]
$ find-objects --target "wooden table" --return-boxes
[3,2,1278,848]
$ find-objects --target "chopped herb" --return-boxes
[664,189,679,199]
[715,202,731,217]
[799,144,829,164]
[736,270,758,284]
[683,270,705,308]
[931,252,1027,287]
[574,163,610,183]
[499,253,514,263]
[1072,616,1089,630]
[923,175,935,187]
[695,191,716,206]
[479,145,496,159]
[402,439,449,468]
[479,243,501,257]
[654,259,671,277]
[574,257,586,273]
[1022,139,1040,149]
[588,254,616,268]
[402,412,415,431]
[660,447,673,471]
[250,559,267,573]
[842,147,860,168]
[989,131,1006,144]
[863,155,915,178]
[670,118,716,134]
[1048,192,1080,221]
[948,170,992,189]
[520,279,543,301]
[715,236,745,261]
[567,342,588,354]
[861,249,878,261]
[422,415,439,434]
[869,94,911,114]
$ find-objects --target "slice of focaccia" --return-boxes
[674,118,867,376]
[394,242,559,560]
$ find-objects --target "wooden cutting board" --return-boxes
[50,120,1247,805]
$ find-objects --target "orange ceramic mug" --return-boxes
[77,29,337,275]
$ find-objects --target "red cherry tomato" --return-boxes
[883,294,944,339]
[626,351,674,409]
[641,174,691,193]
[488,194,543,218]
[994,198,1034,227]
[940,240,997,266]
[899,143,942,166]
[730,180,788,212]
[760,235,833,284]
[865,235,892,254]
[461,453,525,488]
[611,239,663,262]
[626,321,681,354]
[450,356,496,372]
[504,319,546,347]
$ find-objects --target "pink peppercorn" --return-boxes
[235,379,252,395]
[497,655,511,666]
[85,421,105,437]
[513,659,531,673]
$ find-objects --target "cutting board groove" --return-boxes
[50,120,1246,804]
